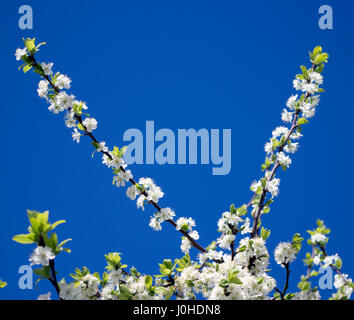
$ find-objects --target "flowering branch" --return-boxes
[21,42,207,256]
[13,39,353,301]
[250,63,318,238]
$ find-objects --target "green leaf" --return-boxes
[314,53,329,64]
[145,275,153,289]
[51,220,66,231]
[77,123,85,131]
[50,232,58,247]
[297,118,309,125]
[313,46,322,57]
[57,238,72,249]
[260,227,271,240]
[12,233,35,244]
[118,285,132,300]
[335,258,342,270]
[33,266,51,279]
[23,64,32,73]
[300,65,309,79]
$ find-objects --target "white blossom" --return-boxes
[15,48,27,61]
[37,292,51,300]
[266,178,280,197]
[277,151,292,168]
[29,246,55,266]
[286,94,298,110]
[274,242,297,266]
[41,62,54,75]
[72,128,81,143]
[37,80,48,98]
[82,117,97,132]
[310,233,327,244]
[55,74,71,90]
[281,109,293,123]
[80,274,100,297]
[97,141,108,153]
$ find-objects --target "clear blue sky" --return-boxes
[0,0,353,299]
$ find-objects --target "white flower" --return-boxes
[309,72,323,85]
[240,217,252,235]
[272,126,289,138]
[48,103,59,114]
[59,280,84,300]
[37,80,48,98]
[113,169,132,188]
[15,48,27,61]
[124,169,133,181]
[286,94,298,110]
[111,155,126,169]
[72,128,81,143]
[293,291,321,300]
[266,178,280,197]
[293,79,302,91]
[311,233,327,244]
[176,217,196,231]
[29,246,55,266]
[126,185,138,200]
[109,269,124,286]
[137,194,146,210]
[302,82,317,94]
[250,180,262,193]
[290,131,303,140]
[190,230,199,240]
[41,62,54,75]
[334,274,351,289]
[55,92,75,110]
[55,74,71,90]
[82,117,97,132]
[138,178,154,188]
[274,242,297,266]
[113,171,126,187]
[99,285,116,300]
[181,237,192,254]
[277,151,292,168]
[149,217,162,231]
[284,142,299,154]
[323,254,339,268]
[300,102,316,119]
[159,207,175,221]
[147,185,164,203]
[281,109,293,123]
[264,141,273,155]
[80,274,100,297]
[65,112,76,128]
[218,234,235,250]
[37,292,51,300]
[310,95,320,107]
[97,142,108,153]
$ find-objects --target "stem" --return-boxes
[275,262,290,300]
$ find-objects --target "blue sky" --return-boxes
[0,0,353,299]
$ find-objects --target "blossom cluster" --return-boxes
[11,40,353,301]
